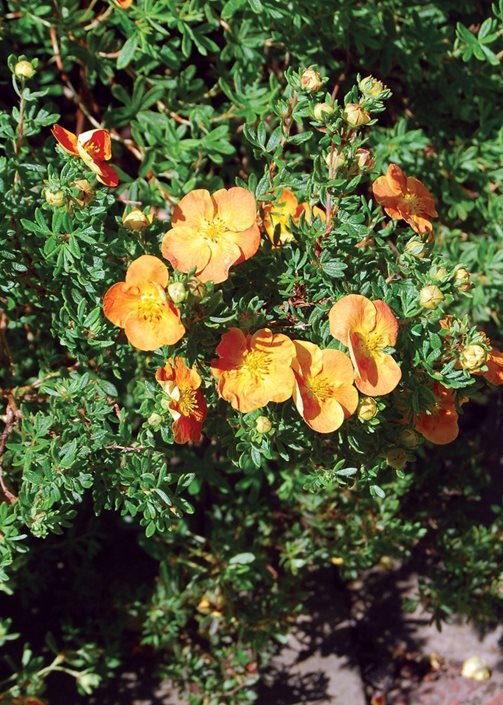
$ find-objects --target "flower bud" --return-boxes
[14,60,35,79]
[430,266,449,281]
[167,282,187,304]
[459,344,487,373]
[147,412,163,427]
[357,396,378,421]
[188,277,206,300]
[359,75,386,98]
[419,285,444,309]
[453,267,472,291]
[343,103,371,127]
[301,68,323,92]
[255,416,272,434]
[355,147,374,171]
[325,150,345,171]
[405,238,428,259]
[313,102,334,121]
[73,179,94,206]
[385,447,409,470]
[44,188,65,207]
[330,556,344,566]
[399,428,420,449]
[122,209,151,232]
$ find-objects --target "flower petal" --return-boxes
[103,282,138,327]
[161,226,211,276]
[124,304,185,350]
[125,255,169,288]
[52,125,79,156]
[171,189,214,227]
[78,129,112,161]
[199,239,241,284]
[372,300,399,347]
[212,186,257,231]
[234,223,261,263]
[329,294,376,343]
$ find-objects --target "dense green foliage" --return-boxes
[0,0,502,702]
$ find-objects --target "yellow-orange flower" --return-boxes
[263,189,325,246]
[292,341,358,432]
[372,164,437,235]
[116,0,133,7]
[52,125,119,187]
[103,255,185,351]
[210,328,296,413]
[161,187,260,284]
[481,345,503,385]
[414,383,459,445]
[156,358,207,444]
[329,294,401,396]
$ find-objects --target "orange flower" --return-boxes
[116,0,133,7]
[329,294,401,396]
[481,345,503,385]
[161,187,260,284]
[103,255,185,351]
[372,164,437,235]
[210,328,296,413]
[292,341,358,432]
[156,358,207,443]
[263,189,325,246]
[414,383,459,445]
[52,125,119,187]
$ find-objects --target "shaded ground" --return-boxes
[45,565,503,705]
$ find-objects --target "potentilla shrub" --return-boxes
[0,0,502,702]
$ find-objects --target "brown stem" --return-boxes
[0,396,22,504]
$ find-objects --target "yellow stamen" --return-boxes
[241,349,270,380]
[201,216,227,242]
[305,374,332,401]
[178,386,198,416]
[137,286,166,322]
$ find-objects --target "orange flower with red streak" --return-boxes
[372,164,437,235]
[292,341,358,432]
[414,382,459,445]
[210,328,296,413]
[161,187,260,284]
[116,0,133,7]
[103,255,185,351]
[329,294,402,396]
[52,125,119,187]
[156,358,207,444]
[263,188,325,246]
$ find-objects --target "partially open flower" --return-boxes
[414,382,459,445]
[359,75,386,98]
[343,103,371,127]
[357,396,378,420]
[329,294,402,396]
[156,358,207,444]
[52,125,119,187]
[372,164,438,235]
[453,267,472,291]
[123,209,152,232]
[292,340,358,433]
[301,68,323,92]
[161,187,260,284]
[210,328,296,413]
[263,189,325,246]
[460,344,487,373]
[355,148,374,171]
[103,255,185,350]
[385,447,409,470]
[480,345,503,385]
[72,179,94,206]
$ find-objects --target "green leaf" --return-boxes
[117,35,139,70]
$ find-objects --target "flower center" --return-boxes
[178,386,198,416]
[305,374,332,401]
[361,332,384,356]
[137,286,166,322]
[402,193,420,215]
[241,349,270,379]
[201,216,227,242]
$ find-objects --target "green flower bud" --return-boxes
[357,396,378,420]
[419,285,444,309]
[255,416,272,434]
[313,102,334,121]
[301,68,323,92]
[44,188,65,207]
[14,60,35,79]
[459,344,487,373]
[167,282,188,304]
[343,103,371,127]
